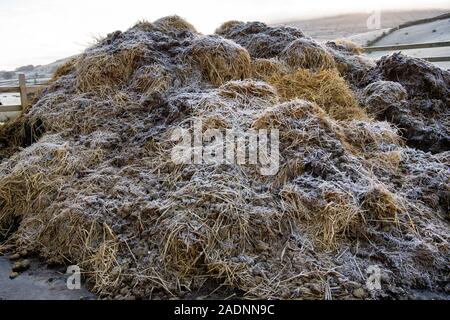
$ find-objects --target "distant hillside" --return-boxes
[275,9,449,41]
[365,15,450,70]
[365,12,450,46]
[0,57,71,84]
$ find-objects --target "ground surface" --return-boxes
[0,256,95,300]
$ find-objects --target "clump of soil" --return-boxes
[0,16,448,300]
[216,21,305,59]
[360,53,450,153]
[280,38,335,71]
[325,41,375,85]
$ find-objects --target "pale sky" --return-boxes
[0,0,449,70]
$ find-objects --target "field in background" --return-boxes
[278,9,450,70]
[276,9,448,42]
[366,18,450,69]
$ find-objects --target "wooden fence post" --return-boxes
[18,74,28,110]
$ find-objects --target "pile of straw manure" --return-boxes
[0,16,448,300]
